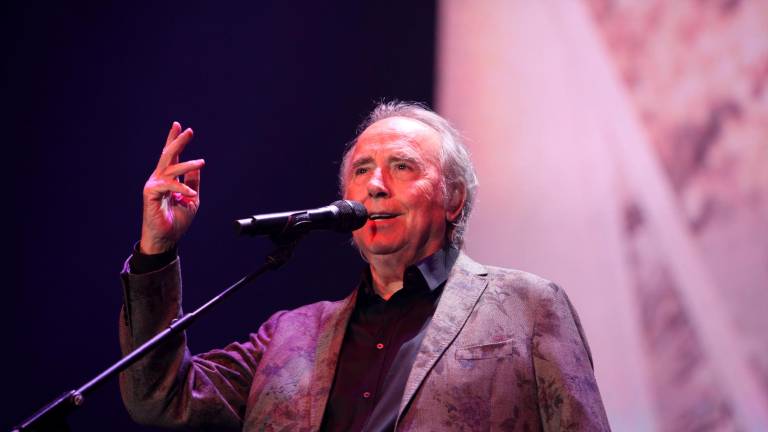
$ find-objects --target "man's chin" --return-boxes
[356,241,406,258]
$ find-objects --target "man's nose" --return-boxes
[367,168,390,198]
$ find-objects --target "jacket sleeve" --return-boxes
[117,256,281,429]
[532,283,611,431]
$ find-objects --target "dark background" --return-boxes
[5,2,435,430]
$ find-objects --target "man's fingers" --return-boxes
[155,121,181,171]
[165,121,182,147]
[184,168,201,195]
[170,127,194,155]
[169,181,198,197]
[146,179,198,198]
[165,159,205,177]
[157,127,194,170]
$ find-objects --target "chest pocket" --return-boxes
[454,338,521,360]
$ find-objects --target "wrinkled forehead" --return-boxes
[347,116,442,165]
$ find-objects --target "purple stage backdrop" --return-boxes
[6,2,435,430]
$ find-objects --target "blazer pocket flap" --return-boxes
[455,338,521,360]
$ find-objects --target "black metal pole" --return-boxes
[12,238,300,431]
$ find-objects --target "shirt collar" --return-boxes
[412,245,459,292]
[360,246,460,297]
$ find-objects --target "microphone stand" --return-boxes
[12,234,304,431]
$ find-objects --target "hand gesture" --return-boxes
[139,122,205,254]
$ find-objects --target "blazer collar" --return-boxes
[397,252,489,420]
[308,290,358,430]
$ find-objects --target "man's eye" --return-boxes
[354,167,369,175]
[395,163,409,170]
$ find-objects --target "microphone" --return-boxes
[234,200,368,237]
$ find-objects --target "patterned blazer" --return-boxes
[119,252,611,431]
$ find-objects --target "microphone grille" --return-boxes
[331,200,368,232]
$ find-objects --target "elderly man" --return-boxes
[119,102,610,431]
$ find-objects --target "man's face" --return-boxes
[343,116,449,264]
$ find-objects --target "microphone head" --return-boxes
[331,200,368,232]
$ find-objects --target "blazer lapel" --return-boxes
[309,290,357,430]
[397,253,489,419]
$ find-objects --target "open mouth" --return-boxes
[369,213,399,221]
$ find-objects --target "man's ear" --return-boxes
[446,182,467,223]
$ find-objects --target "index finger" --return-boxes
[156,127,194,171]
[164,121,182,168]
[165,121,182,147]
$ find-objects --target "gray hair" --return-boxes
[339,101,478,249]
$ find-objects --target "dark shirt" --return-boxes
[128,243,459,432]
[321,247,458,432]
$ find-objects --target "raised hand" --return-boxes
[139,122,205,255]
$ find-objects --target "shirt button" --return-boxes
[363,391,372,399]
[376,343,384,350]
